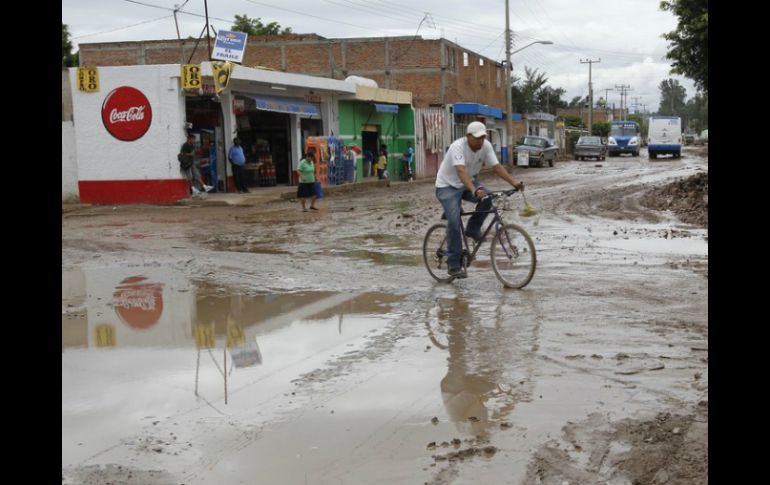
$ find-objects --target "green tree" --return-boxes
[510,67,548,114]
[592,121,610,137]
[231,14,293,35]
[560,115,583,128]
[657,79,687,115]
[535,86,567,115]
[660,0,708,93]
[568,96,584,108]
[682,92,708,132]
[62,23,79,67]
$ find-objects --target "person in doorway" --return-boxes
[401,141,415,181]
[435,121,525,279]
[206,139,218,192]
[377,145,388,180]
[179,133,210,196]
[228,137,249,193]
[297,150,319,211]
[363,150,374,177]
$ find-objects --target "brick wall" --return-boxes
[79,36,506,109]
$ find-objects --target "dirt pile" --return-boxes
[642,172,708,228]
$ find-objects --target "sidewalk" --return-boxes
[179,176,431,207]
[61,177,430,210]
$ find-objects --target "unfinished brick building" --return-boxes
[78,34,506,110]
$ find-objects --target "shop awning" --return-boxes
[373,103,399,113]
[246,95,319,115]
[452,103,504,119]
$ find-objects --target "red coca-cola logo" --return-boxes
[113,276,164,330]
[101,86,153,141]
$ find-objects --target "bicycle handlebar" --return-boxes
[483,188,519,199]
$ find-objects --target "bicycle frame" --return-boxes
[456,190,518,267]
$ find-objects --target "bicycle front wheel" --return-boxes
[490,223,537,289]
[423,223,454,283]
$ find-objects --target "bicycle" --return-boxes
[422,189,537,288]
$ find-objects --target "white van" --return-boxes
[647,116,682,159]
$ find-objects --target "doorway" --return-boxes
[362,131,379,178]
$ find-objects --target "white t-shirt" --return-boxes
[435,137,499,188]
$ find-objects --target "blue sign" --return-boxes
[212,30,248,63]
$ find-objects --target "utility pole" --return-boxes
[631,96,642,115]
[602,87,613,120]
[580,58,600,133]
[204,0,212,60]
[504,0,513,166]
[615,84,631,121]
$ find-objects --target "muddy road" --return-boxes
[62,147,708,485]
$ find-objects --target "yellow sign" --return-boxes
[181,64,202,89]
[211,61,233,94]
[226,319,246,348]
[94,324,116,347]
[77,67,100,92]
[194,323,215,349]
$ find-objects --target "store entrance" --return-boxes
[361,131,380,178]
[184,96,225,191]
[240,110,291,186]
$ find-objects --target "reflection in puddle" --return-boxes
[62,265,405,464]
[62,266,403,352]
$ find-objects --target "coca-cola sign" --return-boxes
[113,276,164,330]
[101,86,153,141]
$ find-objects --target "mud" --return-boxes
[63,147,707,484]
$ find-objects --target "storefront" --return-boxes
[337,84,415,181]
[450,103,506,162]
[68,63,355,204]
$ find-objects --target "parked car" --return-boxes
[573,136,607,161]
[698,129,708,144]
[513,136,559,167]
[683,133,696,146]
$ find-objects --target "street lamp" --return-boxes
[511,40,553,56]
[504,36,553,165]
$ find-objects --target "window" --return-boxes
[496,69,500,88]
[479,58,484,66]
[463,52,469,67]
[448,48,455,70]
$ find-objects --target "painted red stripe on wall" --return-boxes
[78,179,190,205]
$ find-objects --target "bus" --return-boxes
[607,120,641,157]
[647,116,682,159]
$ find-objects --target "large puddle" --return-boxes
[62,265,405,465]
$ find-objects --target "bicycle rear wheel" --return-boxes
[423,223,455,282]
[490,223,536,289]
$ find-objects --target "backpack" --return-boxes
[178,153,193,170]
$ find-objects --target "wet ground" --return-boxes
[62,147,707,485]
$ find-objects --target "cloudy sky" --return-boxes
[63,0,698,113]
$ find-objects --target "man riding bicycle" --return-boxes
[435,121,525,279]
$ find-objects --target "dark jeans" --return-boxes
[435,179,491,269]
[231,163,247,192]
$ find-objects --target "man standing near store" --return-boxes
[179,133,210,196]
[228,137,249,193]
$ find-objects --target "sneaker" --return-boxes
[191,187,201,195]
[448,267,468,279]
[203,184,213,192]
[310,206,319,211]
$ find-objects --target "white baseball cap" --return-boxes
[466,121,487,138]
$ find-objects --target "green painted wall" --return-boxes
[338,101,415,180]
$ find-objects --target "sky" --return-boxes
[62,0,698,114]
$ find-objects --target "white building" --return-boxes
[67,63,356,204]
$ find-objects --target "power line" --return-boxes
[72,14,173,40]
[243,0,398,35]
